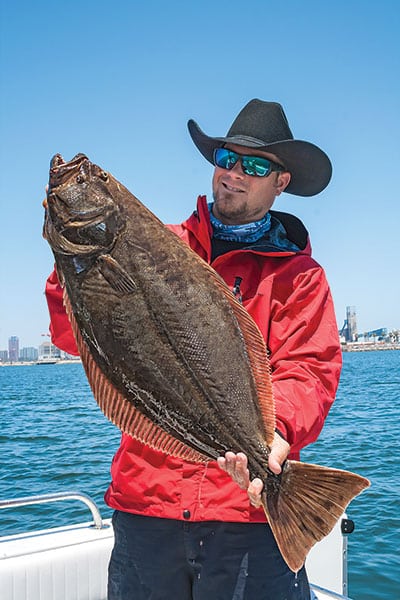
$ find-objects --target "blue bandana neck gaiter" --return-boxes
[208,202,271,243]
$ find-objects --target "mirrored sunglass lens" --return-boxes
[242,156,271,177]
[215,148,239,169]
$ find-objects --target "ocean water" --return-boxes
[0,351,399,600]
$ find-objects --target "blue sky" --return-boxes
[1,0,399,350]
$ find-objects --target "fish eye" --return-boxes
[76,174,85,184]
[99,171,109,181]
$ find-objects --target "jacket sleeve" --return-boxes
[268,264,342,456]
[45,268,79,356]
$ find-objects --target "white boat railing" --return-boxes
[0,491,108,530]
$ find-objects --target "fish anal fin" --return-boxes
[262,460,370,572]
[63,290,205,462]
[97,254,137,294]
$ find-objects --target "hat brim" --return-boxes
[188,119,332,197]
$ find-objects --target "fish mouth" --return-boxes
[49,153,110,193]
[51,153,69,169]
[47,191,110,227]
[47,153,114,225]
[44,153,120,255]
[50,152,89,173]
[49,153,91,190]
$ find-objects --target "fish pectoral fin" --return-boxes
[263,460,370,572]
[97,254,137,294]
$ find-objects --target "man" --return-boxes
[45,99,342,599]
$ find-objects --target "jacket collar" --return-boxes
[184,195,311,258]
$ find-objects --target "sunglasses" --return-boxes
[213,147,285,178]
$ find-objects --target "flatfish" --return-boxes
[43,153,370,571]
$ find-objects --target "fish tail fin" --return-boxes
[262,460,370,572]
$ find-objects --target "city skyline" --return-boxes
[0,334,69,363]
[2,304,399,357]
[1,294,399,351]
[0,335,59,355]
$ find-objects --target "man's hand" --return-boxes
[268,431,291,475]
[217,433,290,507]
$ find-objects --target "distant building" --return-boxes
[340,307,390,344]
[20,347,39,361]
[0,350,8,362]
[8,336,19,362]
[38,341,61,359]
[340,306,357,342]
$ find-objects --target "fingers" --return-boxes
[268,454,283,474]
[217,452,264,508]
[248,478,263,508]
[217,452,249,489]
[268,432,290,475]
[217,435,291,509]
[43,185,49,208]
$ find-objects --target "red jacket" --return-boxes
[45,195,342,523]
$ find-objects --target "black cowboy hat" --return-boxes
[188,99,332,197]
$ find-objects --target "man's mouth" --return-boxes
[223,182,244,193]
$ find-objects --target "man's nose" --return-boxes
[228,160,244,176]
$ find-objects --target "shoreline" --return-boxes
[341,343,400,352]
[2,345,400,367]
[0,359,82,367]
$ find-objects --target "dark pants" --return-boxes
[108,511,311,600]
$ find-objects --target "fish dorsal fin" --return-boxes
[201,263,275,446]
[63,289,206,462]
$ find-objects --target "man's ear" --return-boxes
[275,171,291,195]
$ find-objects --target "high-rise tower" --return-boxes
[8,336,19,362]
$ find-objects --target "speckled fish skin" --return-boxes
[44,153,275,471]
[43,154,370,572]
